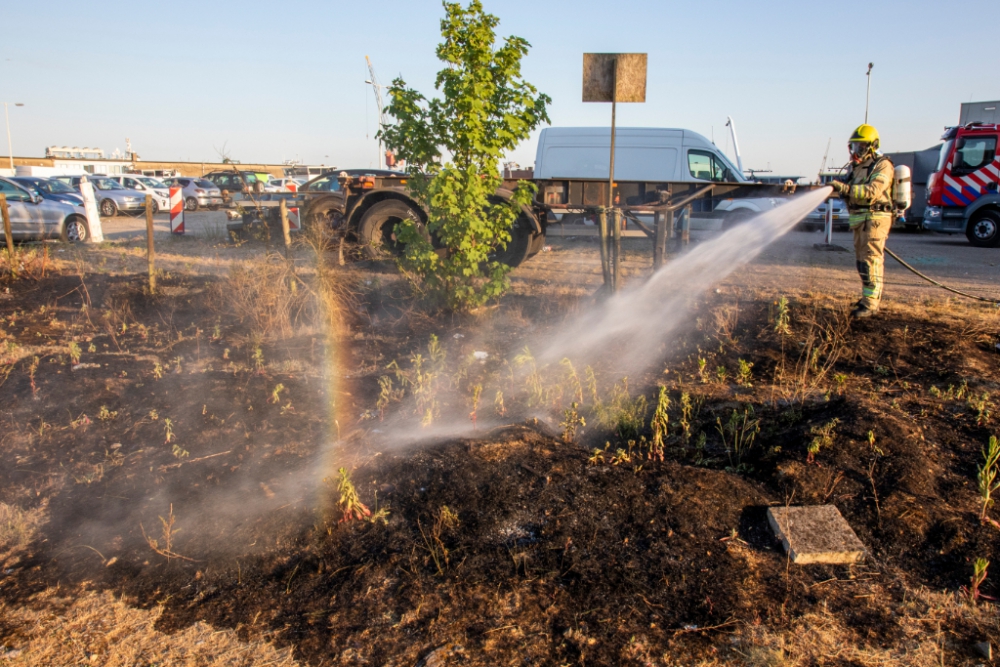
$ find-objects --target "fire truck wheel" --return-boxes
[358,200,426,259]
[966,210,1000,248]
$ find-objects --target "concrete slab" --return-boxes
[767,505,866,565]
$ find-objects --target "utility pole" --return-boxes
[4,102,24,171]
[864,63,873,124]
[725,116,744,175]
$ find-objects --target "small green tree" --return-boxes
[380,0,550,310]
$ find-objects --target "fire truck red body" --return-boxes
[924,123,1000,247]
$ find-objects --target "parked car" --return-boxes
[108,175,170,213]
[803,197,849,231]
[0,177,90,242]
[51,175,147,216]
[162,177,224,211]
[202,170,271,195]
[266,177,305,192]
[11,176,85,207]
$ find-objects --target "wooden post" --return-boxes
[653,208,665,270]
[145,195,156,294]
[279,198,292,254]
[681,205,691,246]
[611,207,621,291]
[597,208,611,289]
[0,193,14,277]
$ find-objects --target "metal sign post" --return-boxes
[583,53,647,292]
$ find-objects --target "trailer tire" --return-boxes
[304,198,342,232]
[489,215,533,268]
[358,200,426,259]
[527,231,546,258]
[966,210,1000,248]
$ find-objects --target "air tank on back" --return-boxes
[894,165,912,211]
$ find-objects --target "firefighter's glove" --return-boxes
[828,180,847,196]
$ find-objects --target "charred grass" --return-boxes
[0,247,998,665]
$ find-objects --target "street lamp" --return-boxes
[4,102,25,171]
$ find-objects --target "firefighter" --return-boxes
[828,124,894,319]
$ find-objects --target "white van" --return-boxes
[534,127,783,229]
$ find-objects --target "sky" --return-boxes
[2,0,996,177]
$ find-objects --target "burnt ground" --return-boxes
[0,242,999,666]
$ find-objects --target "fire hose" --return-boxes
[884,246,1000,306]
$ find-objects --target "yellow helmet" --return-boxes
[849,124,880,149]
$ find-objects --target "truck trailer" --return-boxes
[232,127,814,267]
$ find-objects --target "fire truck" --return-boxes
[923,122,1000,247]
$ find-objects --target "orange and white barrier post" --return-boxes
[169,186,184,234]
[287,182,300,231]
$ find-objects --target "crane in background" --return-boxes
[365,56,392,169]
[817,137,831,183]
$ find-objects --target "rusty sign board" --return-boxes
[582,53,647,103]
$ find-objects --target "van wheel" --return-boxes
[966,210,1000,248]
[721,209,756,230]
[358,200,426,259]
[100,199,118,217]
[185,197,198,212]
[61,216,90,243]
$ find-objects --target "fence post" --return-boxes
[597,208,611,289]
[653,208,665,270]
[280,198,292,253]
[145,195,156,294]
[681,205,691,247]
[611,208,621,291]
[0,194,14,276]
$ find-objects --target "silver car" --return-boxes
[108,175,171,213]
[0,177,90,242]
[162,177,224,211]
[53,175,147,216]
[804,198,849,231]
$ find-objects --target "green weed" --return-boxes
[716,406,760,469]
[650,386,670,461]
[807,418,839,464]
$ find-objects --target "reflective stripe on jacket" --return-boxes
[845,156,893,228]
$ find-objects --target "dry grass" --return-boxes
[220,257,316,342]
[0,588,301,666]
[722,586,998,667]
[0,501,45,562]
